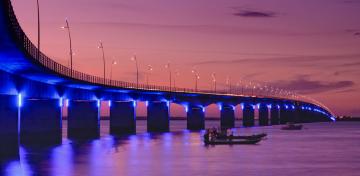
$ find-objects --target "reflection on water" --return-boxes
[1,121,360,176]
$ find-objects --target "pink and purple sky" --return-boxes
[11,0,360,116]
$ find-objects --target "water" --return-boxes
[1,121,360,176]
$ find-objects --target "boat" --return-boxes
[204,138,262,145]
[281,124,303,130]
[216,133,267,140]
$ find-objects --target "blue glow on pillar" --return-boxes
[201,106,205,112]
[59,97,63,107]
[97,100,101,108]
[145,101,149,107]
[108,100,112,107]
[251,105,255,109]
[241,104,244,110]
[267,104,272,109]
[133,101,137,108]
[231,105,235,111]
[185,106,188,113]
[330,116,336,121]
[17,93,22,108]
[285,105,289,109]
[66,99,69,107]
[277,105,280,109]
[292,105,295,109]
[166,101,170,108]
[257,104,260,109]
[218,104,222,111]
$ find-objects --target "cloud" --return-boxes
[343,0,360,3]
[333,88,357,94]
[233,10,277,18]
[270,76,355,94]
[191,53,360,69]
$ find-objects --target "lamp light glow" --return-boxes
[18,93,22,108]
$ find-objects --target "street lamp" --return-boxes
[97,41,106,84]
[110,60,117,84]
[191,68,200,91]
[146,64,153,86]
[36,0,40,57]
[174,69,180,88]
[131,55,139,88]
[226,76,231,94]
[61,18,73,74]
[211,72,216,92]
[165,62,172,91]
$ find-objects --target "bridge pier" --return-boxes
[110,101,136,135]
[280,105,291,124]
[220,104,235,128]
[147,101,169,132]
[243,104,255,127]
[68,100,100,139]
[20,98,62,145]
[187,105,205,130]
[0,94,19,157]
[259,104,269,126]
[270,105,280,125]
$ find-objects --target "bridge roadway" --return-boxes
[0,0,334,155]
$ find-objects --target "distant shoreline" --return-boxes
[336,117,360,122]
[62,116,243,121]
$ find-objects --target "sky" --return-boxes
[11,0,360,117]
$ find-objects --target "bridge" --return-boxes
[0,0,334,154]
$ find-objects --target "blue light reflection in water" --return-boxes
[1,121,360,176]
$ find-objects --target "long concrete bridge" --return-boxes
[0,0,334,153]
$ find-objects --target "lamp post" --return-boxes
[211,72,216,93]
[61,19,73,74]
[97,41,106,84]
[226,76,231,94]
[146,65,153,86]
[36,0,40,57]
[191,68,200,92]
[131,55,139,88]
[174,69,180,88]
[165,62,172,91]
[110,60,117,85]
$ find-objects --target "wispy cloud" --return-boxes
[343,0,360,4]
[269,76,355,94]
[191,53,360,69]
[233,10,277,18]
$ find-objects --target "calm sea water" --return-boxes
[1,121,360,176]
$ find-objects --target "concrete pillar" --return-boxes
[187,105,205,130]
[68,100,99,139]
[258,104,269,126]
[220,105,235,128]
[280,105,291,124]
[110,101,136,135]
[0,94,19,157]
[147,101,169,132]
[270,105,280,125]
[300,107,312,123]
[243,104,255,127]
[20,98,62,145]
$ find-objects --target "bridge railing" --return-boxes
[3,0,334,115]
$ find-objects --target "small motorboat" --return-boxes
[281,123,303,130]
[204,138,262,145]
[232,133,267,140]
[216,133,267,140]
